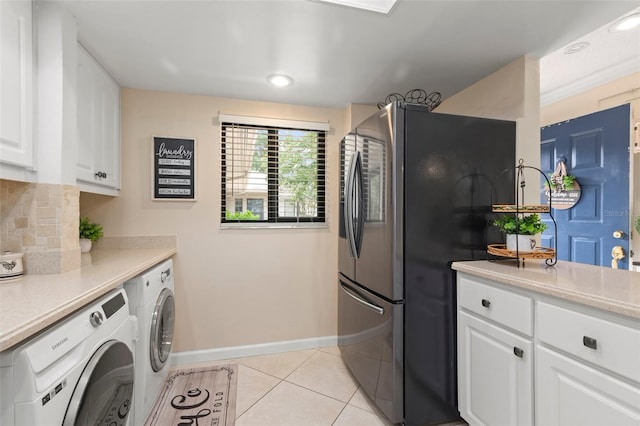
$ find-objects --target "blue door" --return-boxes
[541,104,630,269]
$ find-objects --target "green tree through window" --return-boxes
[221,122,325,223]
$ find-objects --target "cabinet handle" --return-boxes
[481,299,491,308]
[94,171,107,179]
[583,336,597,350]
[513,347,524,358]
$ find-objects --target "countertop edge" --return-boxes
[0,247,176,352]
[452,260,640,319]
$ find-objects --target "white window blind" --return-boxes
[221,118,326,224]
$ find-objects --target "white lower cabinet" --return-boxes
[457,272,640,426]
[458,311,533,426]
[536,345,640,426]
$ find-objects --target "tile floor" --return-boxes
[177,346,467,426]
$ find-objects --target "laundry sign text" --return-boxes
[153,137,196,200]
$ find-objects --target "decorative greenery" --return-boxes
[493,213,547,235]
[79,217,104,242]
[635,214,640,234]
[546,174,576,190]
[249,130,319,217]
[225,210,260,221]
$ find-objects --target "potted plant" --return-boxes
[79,217,104,253]
[545,174,576,191]
[493,213,547,252]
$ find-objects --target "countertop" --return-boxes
[452,260,640,319]
[0,247,176,352]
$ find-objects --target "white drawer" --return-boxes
[458,275,533,336]
[537,301,640,383]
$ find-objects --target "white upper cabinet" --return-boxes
[76,43,120,194]
[0,0,34,174]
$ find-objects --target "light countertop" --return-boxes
[452,260,640,319]
[0,247,176,352]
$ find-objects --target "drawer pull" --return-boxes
[481,299,491,308]
[513,347,524,358]
[583,336,598,350]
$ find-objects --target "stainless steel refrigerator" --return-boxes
[338,102,515,425]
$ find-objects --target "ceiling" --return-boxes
[54,0,640,109]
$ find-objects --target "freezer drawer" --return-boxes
[337,275,403,424]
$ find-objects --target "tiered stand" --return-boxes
[487,159,557,267]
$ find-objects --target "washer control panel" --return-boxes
[89,311,104,327]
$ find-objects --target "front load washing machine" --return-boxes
[0,288,136,426]
[124,259,175,426]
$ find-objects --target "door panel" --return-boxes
[458,311,533,426]
[353,107,398,300]
[536,345,640,426]
[541,104,630,269]
[337,275,403,424]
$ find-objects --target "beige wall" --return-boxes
[540,72,640,268]
[80,89,347,352]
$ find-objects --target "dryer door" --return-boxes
[150,288,175,372]
[63,340,134,426]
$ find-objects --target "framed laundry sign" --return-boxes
[153,136,196,200]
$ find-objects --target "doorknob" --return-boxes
[612,230,625,239]
[611,246,625,269]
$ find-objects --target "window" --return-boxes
[247,198,264,220]
[221,118,326,224]
[234,198,243,213]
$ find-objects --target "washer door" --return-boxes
[150,288,175,372]
[63,340,134,426]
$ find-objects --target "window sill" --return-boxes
[220,222,328,230]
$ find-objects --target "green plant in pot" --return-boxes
[493,213,547,252]
[79,217,103,253]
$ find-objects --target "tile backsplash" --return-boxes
[0,180,80,274]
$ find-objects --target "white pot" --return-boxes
[506,234,536,252]
[0,251,24,280]
[79,238,93,253]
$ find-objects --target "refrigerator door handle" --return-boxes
[353,151,365,257]
[340,281,384,315]
[345,151,360,258]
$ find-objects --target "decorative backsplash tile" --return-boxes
[0,180,80,274]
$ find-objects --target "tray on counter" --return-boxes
[487,244,556,260]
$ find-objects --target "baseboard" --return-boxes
[170,335,338,368]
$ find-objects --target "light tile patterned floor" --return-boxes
[178,347,467,426]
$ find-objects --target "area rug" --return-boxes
[145,364,237,426]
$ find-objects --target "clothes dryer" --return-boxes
[124,259,175,426]
[0,288,136,426]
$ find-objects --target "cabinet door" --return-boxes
[536,345,640,426]
[76,44,120,191]
[458,311,533,426]
[0,0,33,169]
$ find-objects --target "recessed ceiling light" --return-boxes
[564,42,590,54]
[267,74,293,87]
[609,12,640,32]
[313,0,398,15]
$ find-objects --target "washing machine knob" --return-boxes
[161,271,168,283]
[90,311,104,327]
